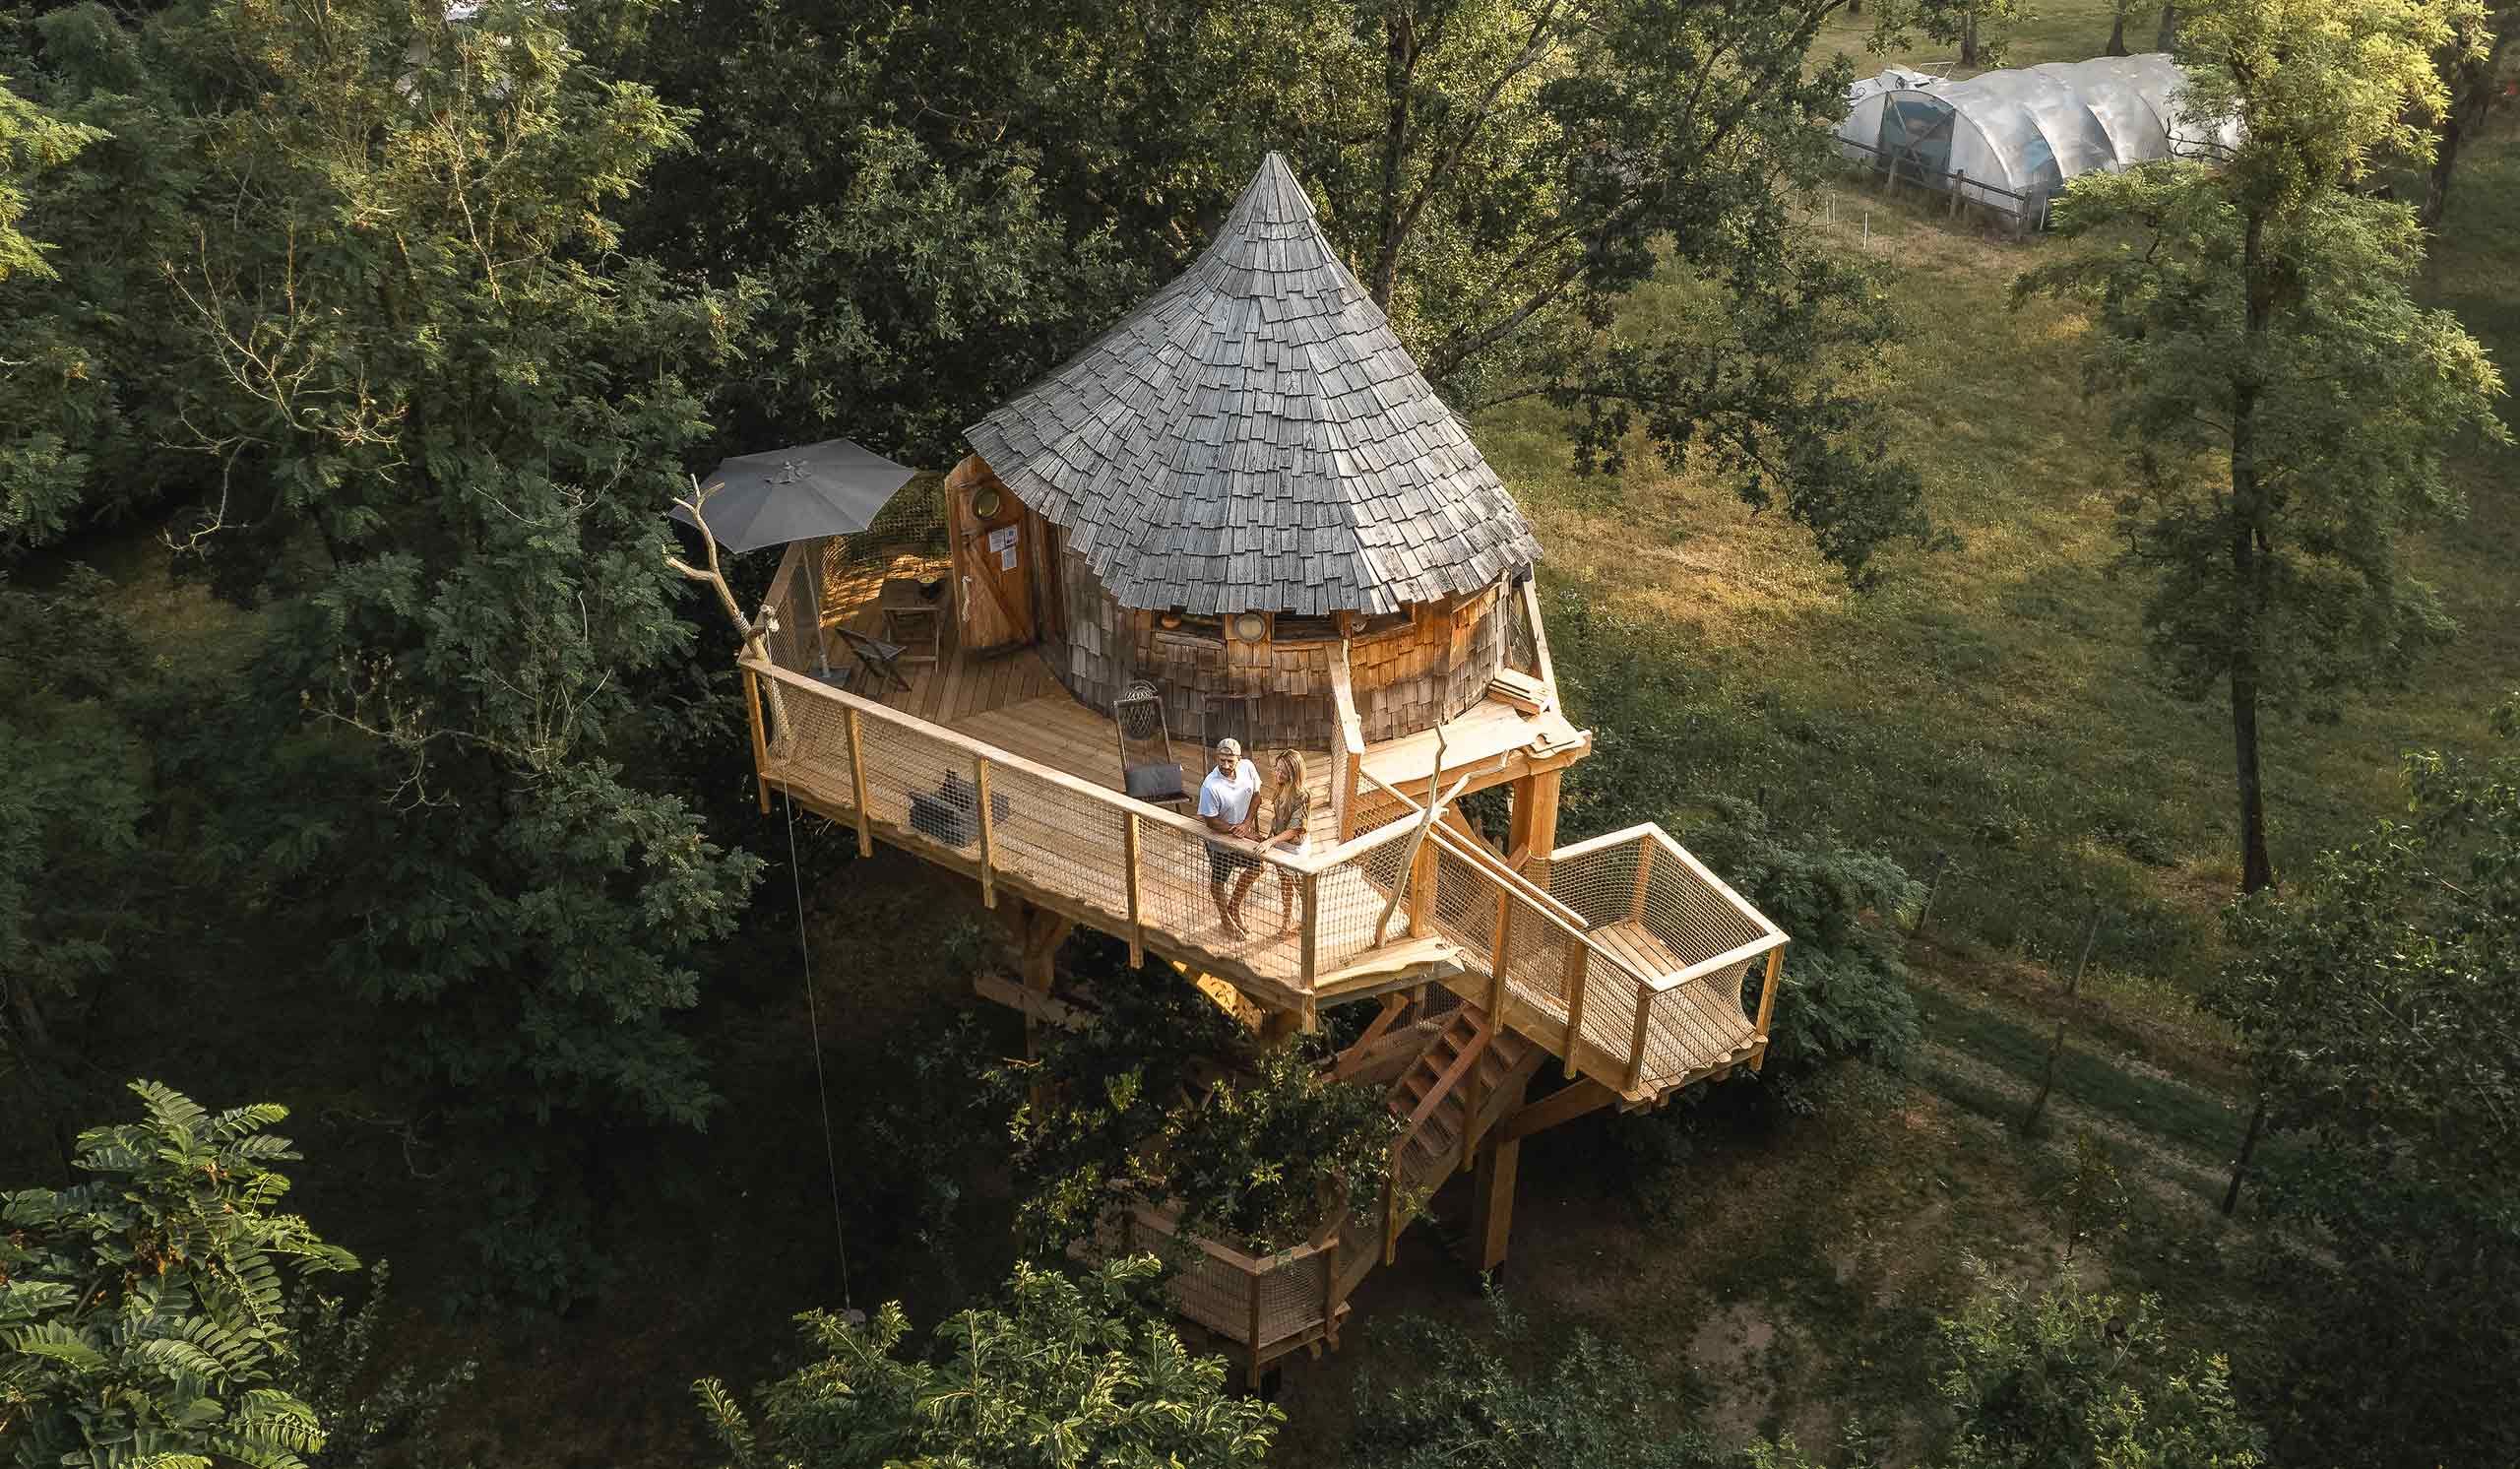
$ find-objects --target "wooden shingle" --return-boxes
[966,152,1540,616]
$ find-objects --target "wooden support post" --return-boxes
[1560,944,1591,1078]
[1469,1076,1530,1277]
[1629,841,1655,924]
[743,668,771,814]
[1506,770,1562,870]
[1122,812,1144,967]
[1247,1273,1264,1391]
[844,707,872,857]
[1300,871,1320,991]
[1259,1008,1301,1045]
[974,755,996,910]
[1752,946,1782,1061]
[1408,839,1439,938]
[1624,989,1651,1096]
[1340,752,1362,842]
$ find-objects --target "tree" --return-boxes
[8,0,764,1303]
[2018,0,2507,894]
[2420,0,2516,225]
[2208,698,2520,1467]
[0,78,109,545]
[1932,1262,2266,1469]
[0,82,98,284]
[610,0,1937,586]
[1869,0,2030,70]
[2104,0,2150,55]
[1347,1294,1724,1469]
[695,1257,1280,1469]
[0,1081,359,1469]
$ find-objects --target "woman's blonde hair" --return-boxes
[1272,749,1308,818]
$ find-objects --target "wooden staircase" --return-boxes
[1331,1004,1544,1310]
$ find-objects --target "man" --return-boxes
[1198,737,1263,938]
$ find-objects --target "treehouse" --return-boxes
[724,153,1789,1383]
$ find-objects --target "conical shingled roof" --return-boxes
[965,153,1541,618]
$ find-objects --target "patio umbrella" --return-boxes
[672,438,919,677]
[672,438,918,554]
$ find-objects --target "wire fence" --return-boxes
[1827,134,2053,234]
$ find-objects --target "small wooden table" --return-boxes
[879,576,946,665]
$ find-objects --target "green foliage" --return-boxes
[1683,798,1923,1101]
[1347,1294,1721,1469]
[0,1081,358,1469]
[8,0,765,1301]
[1931,1262,2266,1469]
[1868,0,2031,68]
[290,1264,475,1469]
[2209,696,2520,1467]
[695,1256,1280,1469]
[2017,0,2509,891]
[1001,966,1398,1255]
[613,0,1936,581]
[0,80,99,283]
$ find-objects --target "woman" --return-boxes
[1253,750,1312,935]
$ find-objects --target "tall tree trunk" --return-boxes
[2231,211,2275,897]
[1368,3,1420,309]
[1961,10,1980,67]
[2106,12,2128,55]
[2155,2,2177,52]
[2423,24,2510,228]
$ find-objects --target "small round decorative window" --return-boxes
[971,484,1004,519]
[1231,612,1268,641]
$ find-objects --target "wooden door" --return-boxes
[945,455,1036,654]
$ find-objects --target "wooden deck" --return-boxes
[816,552,1343,847]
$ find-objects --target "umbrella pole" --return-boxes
[805,537,833,676]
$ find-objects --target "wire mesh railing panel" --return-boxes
[861,720,978,852]
[984,761,1131,917]
[759,541,823,675]
[1636,960,1762,1091]
[1545,836,1645,930]
[1637,841,1772,973]
[767,675,852,795]
[1309,825,1418,975]
[1255,1253,1333,1346]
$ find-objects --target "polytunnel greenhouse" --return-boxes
[1836,53,2239,223]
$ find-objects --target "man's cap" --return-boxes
[1216,737,1242,757]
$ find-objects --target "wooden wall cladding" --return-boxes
[1040,551,1505,748]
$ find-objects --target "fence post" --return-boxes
[1950,168,1966,218]
[1560,943,1591,1078]
[2024,899,2103,1134]
[2223,1096,2268,1215]
[1123,811,1144,967]
[974,755,996,909]
[1911,853,1949,936]
[844,706,872,857]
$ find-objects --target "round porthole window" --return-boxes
[1232,612,1268,641]
[971,484,1004,519]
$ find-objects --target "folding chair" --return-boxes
[835,625,913,694]
[1112,680,1189,808]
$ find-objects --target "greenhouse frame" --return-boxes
[1836,53,2240,223]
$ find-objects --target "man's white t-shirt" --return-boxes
[1197,758,1261,827]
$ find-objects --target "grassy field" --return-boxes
[1489,110,2520,987]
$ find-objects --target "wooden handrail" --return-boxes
[744,655,1418,879]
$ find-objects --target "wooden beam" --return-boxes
[1520,769,1561,866]
[1752,945,1783,1072]
[744,668,771,814]
[1123,811,1144,967]
[975,755,997,910]
[844,706,872,857]
[973,973,1088,1029]
[1332,994,1415,1078]
[1519,574,1558,698]
[1407,839,1438,938]
[1483,896,1512,1021]
[1496,1077,1618,1143]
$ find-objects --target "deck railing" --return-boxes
[738,546,1787,1097]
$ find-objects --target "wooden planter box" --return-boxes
[1074,1196,1350,1389]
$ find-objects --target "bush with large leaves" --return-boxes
[696,1256,1279,1469]
[0,1081,358,1469]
